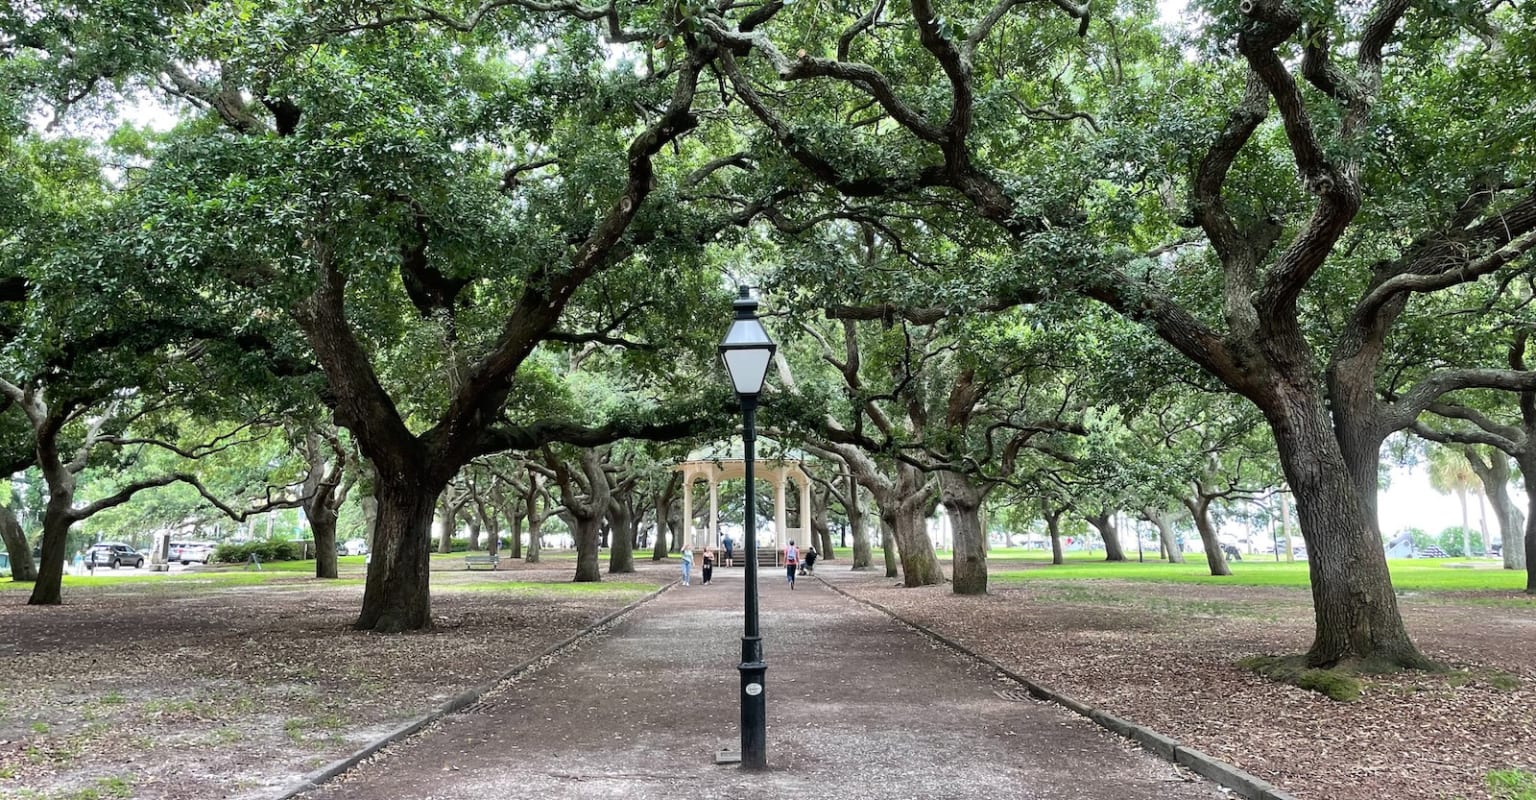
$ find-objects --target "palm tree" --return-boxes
[1427,446,1481,557]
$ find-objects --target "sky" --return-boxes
[1379,466,1493,538]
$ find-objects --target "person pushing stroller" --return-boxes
[798,545,817,575]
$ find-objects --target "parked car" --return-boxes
[340,539,370,557]
[86,543,144,569]
[0,552,10,577]
[178,543,213,565]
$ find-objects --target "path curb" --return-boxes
[816,575,1300,800]
[273,580,676,799]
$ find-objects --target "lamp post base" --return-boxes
[739,635,767,770]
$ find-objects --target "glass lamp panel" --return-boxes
[722,348,773,395]
[722,317,772,347]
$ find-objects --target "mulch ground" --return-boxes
[834,567,1536,800]
[0,559,668,800]
[3,556,1532,800]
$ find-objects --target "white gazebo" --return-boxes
[673,456,813,554]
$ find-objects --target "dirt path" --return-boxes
[306,569,1218,800]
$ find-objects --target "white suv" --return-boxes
[178,543,214,564]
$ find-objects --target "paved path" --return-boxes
[307,568,1219,799]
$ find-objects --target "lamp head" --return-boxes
[719,287,777,398]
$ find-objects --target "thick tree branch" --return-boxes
[1389,369,1536,428]
[1191,68,1265,327]
[334,0,652,43]
[1357,227,1536,320]
[1411,419,1517,454]
[432,44,711,465]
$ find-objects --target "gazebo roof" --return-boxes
[682,438,813,463]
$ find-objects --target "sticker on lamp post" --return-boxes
[745,683,763,696]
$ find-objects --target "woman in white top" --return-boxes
[680,546,694,586]
[783,541,799,589]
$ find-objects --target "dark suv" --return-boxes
[86,543,144,569]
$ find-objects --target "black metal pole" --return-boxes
[739,397,767,770]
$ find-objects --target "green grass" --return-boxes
[992,559,1531,592]
[1027,583,1283,620]
[1489,769,1536,800]
[1446,669,1522,692]
[283,714,346,748]
[1,571,367,593]
[22,776,136,800]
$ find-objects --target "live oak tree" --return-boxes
[0,125,312,604]
[689,0,1536,668]
[10,3,757,629]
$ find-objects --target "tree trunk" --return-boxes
[0,505,37,582]
[1087,511,1126,562]
[811,486,835,559]
[355,479,440,632]
[652,494,671,561]
[1466,448,1524,570]
[1146,507,1185,564]
[526,509,542,564]
[847,474,872,570]
[666,503,682,553]
[574,513,602,582]
[310,504,340,580]
[940,470,987,595]
[1182,495,1232,577]
[879,515,899,578]
[887,465,943,587]
[1044,506,1065,565]
[28,490,75,606]
[486,508,501,556]
[559,450,611,582]
[495,499,514,558]
[438,493,456,554]
[607,494,636,574]
[1521,452,1536,593]
[466,517,482,551]
[1269,394,1430,667]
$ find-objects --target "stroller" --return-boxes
[798,547,818,575]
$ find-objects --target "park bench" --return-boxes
[464,553,500,570]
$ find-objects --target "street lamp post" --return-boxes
[718,286,777,771]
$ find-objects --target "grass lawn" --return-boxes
[819,544,1524,591]
[0,570,360,592]
[991,558,1532,592]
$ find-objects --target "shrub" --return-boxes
[1436,526,1486,557]
[212,540,301,563]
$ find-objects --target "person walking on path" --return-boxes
[701,547,714,585]
[784,540,799,589]
[680,546,694,586]
[722,534,734,567]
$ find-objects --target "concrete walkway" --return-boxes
[306,568,1219,799]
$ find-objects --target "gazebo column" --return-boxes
[775,471,788,549]
[708,473,719,549]
[799,470,811,549]
[682,474,693,552]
